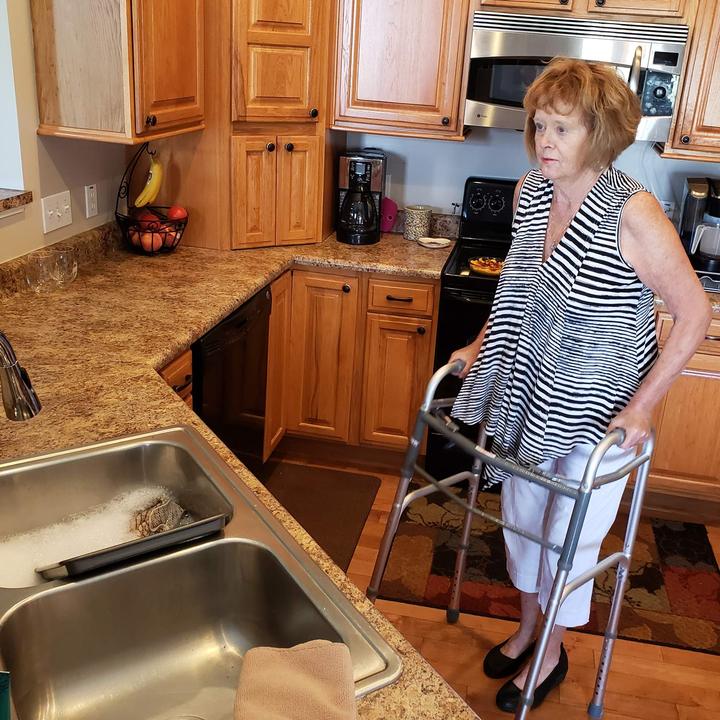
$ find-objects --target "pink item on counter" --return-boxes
[380,197,398,233]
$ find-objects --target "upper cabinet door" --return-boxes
[335,0,469,134]
[233,0,324,121]
[231,135,277,248]
[672,2,720,153]
[276,136,320,245]
[132,0,205,134]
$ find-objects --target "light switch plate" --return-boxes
[41,190,72,233]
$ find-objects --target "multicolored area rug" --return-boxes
[378,490,720,654]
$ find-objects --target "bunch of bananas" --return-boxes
[134,154,164,208]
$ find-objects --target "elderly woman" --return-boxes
[449,58,711,712]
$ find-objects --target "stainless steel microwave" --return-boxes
[464,8,688,143]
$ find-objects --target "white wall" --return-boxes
[0,0,126,263]
[0,0,23,190]
[352,129,720,220]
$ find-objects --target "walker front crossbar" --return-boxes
[366,361,654,720]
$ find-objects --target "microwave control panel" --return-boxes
[641,71,677,118]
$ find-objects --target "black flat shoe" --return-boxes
[495,644,568,713]
[483,638,537,679]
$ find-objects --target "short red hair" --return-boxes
[523,57,642,169]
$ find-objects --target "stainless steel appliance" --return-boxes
[678,177,709,252]
[464,7,688,143]
[337,149,386,245]
[425,176,516,480]
[193,287,271,474]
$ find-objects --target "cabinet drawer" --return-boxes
[657,311,720,358]
[159,350,193,398]
[367,278,435,317]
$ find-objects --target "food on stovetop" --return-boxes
[469,256,504,276]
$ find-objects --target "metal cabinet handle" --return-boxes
[705,334,720,342]
[559,0,569,4]
[386,294,413,303]
[342,283,351,293]
[681,135,691,144]
[595,0,606,5]
[171,374,192,394]
[441,116,450,126]
[145,114,158,126]
[285,143,294,152]
[309,108,319,118]
[416,327,426,335]
[266,142,276,152]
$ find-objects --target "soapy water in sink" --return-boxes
[0,485,183,588]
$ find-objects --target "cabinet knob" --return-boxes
[285,143,294,152]
[559,0,569,4]
[441,116,450,126]
[342,283,351,293]
[595,0,606,5]
[266,142,276,152]
[145,114,158,126]
[681,135,691,144]
[309,108,319,118]
[416,327,426,335]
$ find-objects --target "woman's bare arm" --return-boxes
[611,191,712,447]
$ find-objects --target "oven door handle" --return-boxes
[444,287,495,305]
[628,45,643,94]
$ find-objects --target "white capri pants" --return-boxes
[501,443,635,628]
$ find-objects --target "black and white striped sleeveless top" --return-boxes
[451,166,658,485]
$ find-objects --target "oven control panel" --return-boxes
[460,177,516,239]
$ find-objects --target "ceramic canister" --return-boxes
[404,205,432,242]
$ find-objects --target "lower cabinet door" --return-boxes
[649,361,720,498]
[286,271,359,440]
[263,271,292,461]
[361,313,433,448]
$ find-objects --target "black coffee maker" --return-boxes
[337,159,380,245]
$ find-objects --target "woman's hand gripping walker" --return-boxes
[366,362,655,719]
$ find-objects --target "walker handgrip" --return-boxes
[420,361,466,410]
[606,428,626,447]
[450,359,466,375]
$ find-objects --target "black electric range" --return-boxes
[424,176,516,478]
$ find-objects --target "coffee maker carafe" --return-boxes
[337,160,380,245]
[690,179,720,273]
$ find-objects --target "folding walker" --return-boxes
[366,360,655,720]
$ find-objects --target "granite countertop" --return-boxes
[0,189,33,214]
[0,232,475,719]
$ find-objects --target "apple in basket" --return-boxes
[133,208,161,231]
[159,223,177,249]
[127,228,142,248]
[140,231,163,253]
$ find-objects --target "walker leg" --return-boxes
[447,425,487,624]
[447,473,479,623]
[367,411,426,601]
[588,451,651,718]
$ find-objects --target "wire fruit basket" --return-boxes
[115,143,188,256]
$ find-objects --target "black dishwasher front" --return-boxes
[192,287,271,474]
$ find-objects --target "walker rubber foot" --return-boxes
[588,702,604,718]
[446,608,460,624]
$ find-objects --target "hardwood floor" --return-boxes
[339,469,720,720]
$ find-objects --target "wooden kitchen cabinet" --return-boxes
[668,1,720,156]
[649,311,720,500]
[159,349,193,406]
[231,134,320,248]
[334,0,471,139]
[286,271,361,441]
[361,313,434,448]
[480,0,685,17]
[232,0,326,122]
[30,0,205,144]
[263,271,292,460]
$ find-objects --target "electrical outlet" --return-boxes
[84,184,98,219]
[41,191,72,233]
[659,200,676,222]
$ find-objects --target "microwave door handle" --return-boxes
[628,45,643,94]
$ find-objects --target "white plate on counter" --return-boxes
[417,237,451,249]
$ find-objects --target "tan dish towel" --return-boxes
[234,639,357,720]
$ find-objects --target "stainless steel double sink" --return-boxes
[0,427,401,720]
